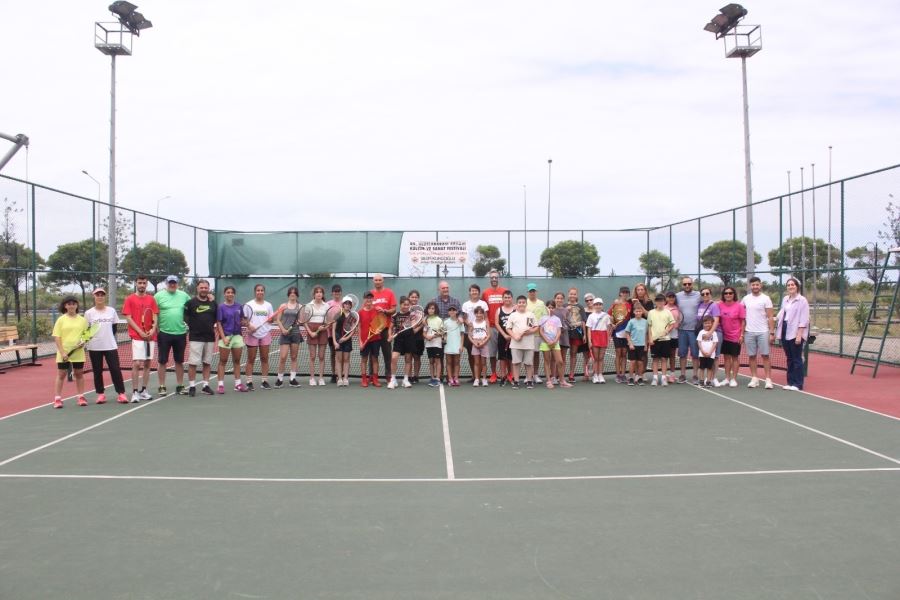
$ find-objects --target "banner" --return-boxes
[408,240,468,266]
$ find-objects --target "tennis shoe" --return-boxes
[189,386,196,397]
[691,376,700,385]
[650,377,658,386]
[525,380,534,390]
[677,375,687,384]
[637,378,646,386]
[598,375,606,384]
[217,383,225,395]
[481,378,488,387]
[591,375,598,384]
[402,378,412,388]
[77,396,88,406]
[765,378,773,389]
[545,381,554,389]
[511,380,520,389]
[275,378,284,389]
[245,382,255,392]
[728,379,738,388]
[747,377,759,388]
[783,385,798,391]
[53,397,63,409]
[387,378,397,390]
[372,378,382,387]
[290,378,300,387]
[95,394,107,404]
[489,373,497,384]
[627,378,635,386]
[177,385,189,396]
[131,391,141,403]
[117,393,128,403]
[201,385,214,396]
[661,378,668,387]
[261,380,272,390]
[534,375,543,384]
[139,389,152,400]
[712,379,722,387]
[318,378,326,386]
[235,383,247,392]
[473,379,480,387]
[309,378,317,386]
[498,378,506,387]
[428,378,439,387]
[361,377,369,388]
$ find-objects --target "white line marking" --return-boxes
[0,375,141,422]
[0,467,896,484]
[698,386,900,465]
[0,392,175,468]
[439,383,455,480]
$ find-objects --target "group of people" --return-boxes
[51,270,812,407]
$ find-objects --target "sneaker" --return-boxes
[201,385,214,396]
[261,380,272,391]
[489,373,497,384]
[428,378,439,387]
[545,381,554,389]
[361,377,369,388]
[189,386,196,397]
[728,379,738,388]
[627,378,635,386]
[177,385,189,396]
[318,378,326,386]
[511,380,520,389]
[551,377,559,385]
[677,375,687,384]
[117,393,128,403]
[637,378,645,386]
[481,378,488,387]
[77,396,88,407]
[275,378,284,389]
[747,377,759,388]
[525,380,534,390]
[783,385,798,391]
[690,376,700,385]
[534,375,543,384]
[668,374,676,384]
[598,376,605,384]
[331,375,338,384]
[387,378,397,390]
[560,380,573,388]
[451,379,459,387]
[712,379,722,388]
[218,383,225,395]
[703,380,711,388]
[309,378,317,387]
[290,378,300,387]
[402,378,412,388]
[591,374,599,384]
[372,378,382,388]
[53,397,64,409]
[661,378,668,387]
[139,389,153,400]
[499,378,507,387]
[764,378,773,390]
[95,394,107,404]
[236,383,248,392]
[473,379,480,387]
[131,391,141,403]
[650,376,658,387]
[245,382,255,392]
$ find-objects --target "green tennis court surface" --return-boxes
[2,380,898,599]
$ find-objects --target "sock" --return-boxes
[277,373,284,381]
[201,381,208,387]
[290,371,296,379]
[189,382,196,388]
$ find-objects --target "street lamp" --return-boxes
[546,159,552,273]
[155,195,171,241]
[94,1,153,308]
[704,4,761,278]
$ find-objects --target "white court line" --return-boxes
[698,386,900,465]
[0,467,897,484]
[0,391,175,468]
[439,383,455,480]
[0,374,141,422]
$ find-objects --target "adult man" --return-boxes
[525,283,547,383]
[369,273,397,382]
[462,284,489,381]
[154,275,191,396]
[121,274,157,402]
[430,280,461,319]
[741,276,775,389]
[675,276,702,385]
[480,270,508,383]
[185,279,218,396]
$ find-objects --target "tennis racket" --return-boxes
[341,310,360,337]
[539,315,561,345]
[278,306,298,334]
[345,294,360,310]
[140,306,154,359]
[470,323,489,346]
[323,304,342,327]
[363,312,390,347]
[425,314,445,339]
[393,306,425,337]
[64,322,102,382]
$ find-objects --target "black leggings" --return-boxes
[89,349,126,394]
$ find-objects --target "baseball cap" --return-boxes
[165,275,178,284]
[341,295,354,305]
[526,283,537,291]
[618,286,631,294]
[592,298,604,305]
[92,287,107,295]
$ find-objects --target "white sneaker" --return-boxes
[592,374,599,384]
[747,377,759,388]
[534,375,543,384]
[783,385,798,391]
[764,378,773,390]
[481,378,488,387]
[713,379,722,387]
[387,378,397,390]
[729,379,738,388]
[131,391,141,403]
[318,377,326,386]
[650,376,658,386]
[139,389,152,400]
[661,378,668,387]
[598,375,605,384]
[309,378,317,386]
[402,378,412,388]
[473,379,480,387]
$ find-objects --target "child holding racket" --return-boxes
[664,292,681,384]
[506,295,538,389]
[423,301,444,387]
[84,287,128,404]
[468,306,491,387]
[495,291,516,387]
[304,285,330,386]
[358,292,382,387]
[121,275,157,402]
[243,284,274,391]
[647,294,676,387]
[407,289,426,384]
[585,298,611,384]
[624,304,649,385]
[387,296,417,389]
[51,296,89,408]
[332,295,357,387]
[609,287,632,384]
[539,301,570,389]
[275,286,303,388]
[216,286,246,393]
[443,306,462,387]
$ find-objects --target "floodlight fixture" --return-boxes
[703,4,747,39]
[108,1,152,36]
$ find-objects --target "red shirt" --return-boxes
[358,307,383,345]
[481,286,508,326]
[370,288,396,315]
[122,293,159,341]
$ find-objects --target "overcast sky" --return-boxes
[2,1,899,276]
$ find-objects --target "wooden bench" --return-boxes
[0,324,41,373]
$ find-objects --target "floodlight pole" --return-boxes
[523,184,527,278]
[546,158,552,274]
[108,53,118,308]
[739,55,754,277]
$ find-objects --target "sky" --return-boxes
[2,1,899,277]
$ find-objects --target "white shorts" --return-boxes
[131,340,156,362]
[511,348,534,366]
[189,341,216,366]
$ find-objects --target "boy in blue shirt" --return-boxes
[624,303,649,386]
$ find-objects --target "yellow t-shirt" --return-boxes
[648,308,675,342]
[52,314,88,362]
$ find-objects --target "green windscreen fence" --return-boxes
[208,231,403,276]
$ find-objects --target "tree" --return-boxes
[700,240,762,286]
[846,245,882,284]
[639,250,679,290]
[471,245,507,277]
[538,240,599,278]
[878,199,899,263]
[100,209,134,279]
[45,240,109,306]
[767,237,842,284]
[0,198,46,321]
[120,241,190,291]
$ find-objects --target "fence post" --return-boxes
[30,184,37,343]
[580,230,585,277]
[697,218,701,282]
[731,209,737,284]
[839,181,845,357]
[668,225,673,290]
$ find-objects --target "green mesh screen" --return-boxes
[208,231,403,276]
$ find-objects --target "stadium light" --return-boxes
[704,3,761,277]
[93,2,153,308]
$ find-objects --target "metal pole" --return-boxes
[523,184,527,278]
[839,181,845,356]
[826,146,833,326]
[787,170,794,268]
[800,166,806,289]
[740,56,755,277]
[811,163,817,325]
[108,54,118,308]
[546,159,552,271]
[30,184,37,343]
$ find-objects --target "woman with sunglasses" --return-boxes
[84,287,128,404]
[717,286,746,387]
[774,277,810,391]
[696,287,723,385]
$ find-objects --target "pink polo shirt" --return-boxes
[717,301,746,343]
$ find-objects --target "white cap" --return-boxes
[592,298,604,305]
[341,295,354,305]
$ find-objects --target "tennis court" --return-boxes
[2,368,898,599]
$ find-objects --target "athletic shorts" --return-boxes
[360,344,379,358]
[590,330,609,348]
[496,336,512,361]
[678,329,699,358]
[306,323,327,345]
[157,332,187,365]
[218,335,244,350]
[744,331,770,356]
[57,362,84,371]
[188,341,216,366]
[336,340,353,353]
[279,331,304,345]
[393,336,417,356]
[470,344,489,357]
[669,338,679,354]
[245,332,273,347]
[131,340,156,361]
[414,337,425,356]
[650,343,671,359]
[539,341,561,352]
[698,356,715,369]
[511,348,534,365]
[721,340,742,357]
[627,346,646,362]
[613,335,629,349]
[426,347,444,359]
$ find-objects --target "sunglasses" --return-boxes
[701,292,711,296]
[682,283,692,286]
[723,292,734,295]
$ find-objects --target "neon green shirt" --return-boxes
[52,314,88,362]
[154,289,191,335]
